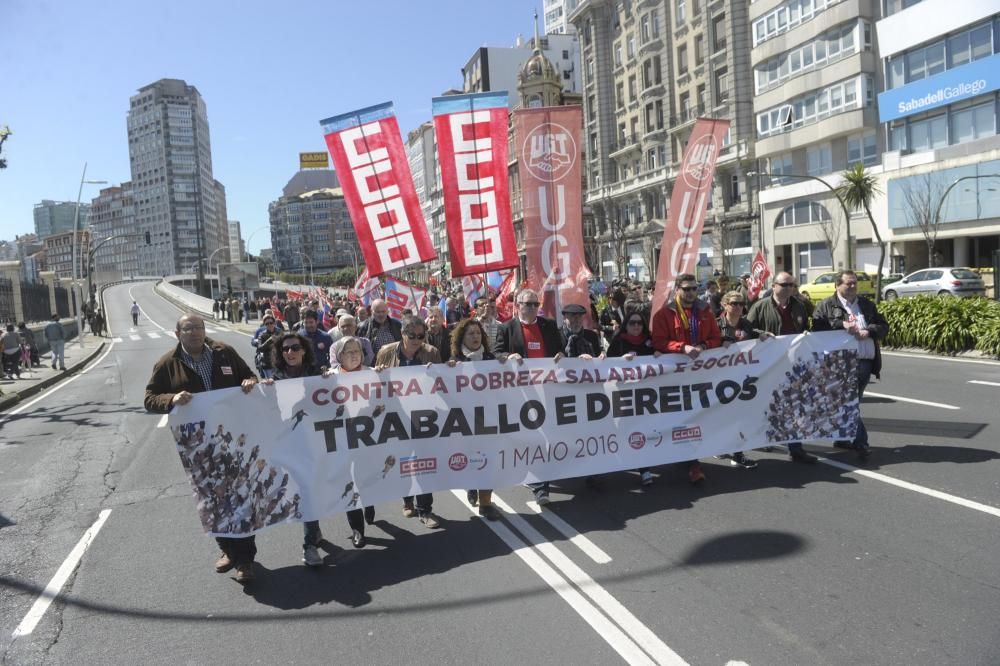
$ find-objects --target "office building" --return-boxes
[43,230,89,280]
[34,200,89,240]
[227,220,245,265]
[463,33,582,101]
[752,0,883,281]
[268,169,358,275]
[544,0,581,35]
[89,183,139,282]
[127,78,225,277]
[877,0,1000,272]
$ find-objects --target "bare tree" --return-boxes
[901,172,945,268]
[816,208,842,268]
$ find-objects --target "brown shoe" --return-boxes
[235,563,255,583]
[214,552,234,573]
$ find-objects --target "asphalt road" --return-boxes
[2,282,999,665]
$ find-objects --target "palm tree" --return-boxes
[837,164,885,302]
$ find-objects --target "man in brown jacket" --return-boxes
[144,313,260,582]
[374,316,443,528]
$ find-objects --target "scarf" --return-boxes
[674,294,698,343]
[618,332,648,345]
[462,345,485,361]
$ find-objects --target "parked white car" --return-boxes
[882,267,986,299]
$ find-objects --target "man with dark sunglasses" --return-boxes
[650,273,723,484]
[374,317,443,527]
[746,271,818,464]
[494,288,564,504]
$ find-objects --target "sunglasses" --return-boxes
[679,286,698,292]
[282,344,303,353]
[406,333,426,340]
[519,301,541,307]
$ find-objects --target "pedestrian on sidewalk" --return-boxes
[17,322,41,367]
[1,324,21,379]
[44,314,66,370]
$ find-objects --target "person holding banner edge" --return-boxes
[143,314,260,583]
[494,288,564,505]
[650,274,722,484]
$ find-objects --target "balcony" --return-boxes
[642,124,667,141]
[609,134,643,159]
[640,80,666,100]
[638,35,663,56]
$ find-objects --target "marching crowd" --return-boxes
[145,269,888,583]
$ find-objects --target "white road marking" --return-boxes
[882,351,1000,366]
[157,414,168,428]
[11,509,112,637]
[205,328,219,334]
[526,500,613,564]
[146,332,160,339]
[819,456,1000,519]
[112,337,122,343]
[490,494,687,665]
[0,343,116,427]
[865,392,959,410]
[129,334,141,341]
[450,491,678,665]
[969,380,1000,387]
[128,285,170,333]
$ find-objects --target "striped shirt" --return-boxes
[180,345,215,391]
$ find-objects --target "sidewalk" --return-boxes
[0,334,107,411]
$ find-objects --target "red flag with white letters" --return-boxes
[650,118,730,314]
[433,92,518,277]
[321,103,436,277]
[513,106,592,329]
[747,250,771,301]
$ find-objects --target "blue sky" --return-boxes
[1,0,544,253]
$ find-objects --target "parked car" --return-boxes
[882,267,986,299]
[882,273,904,286]
[800,271,876,301]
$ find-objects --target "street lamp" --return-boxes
[71,163,107,347]
[244,226,270,263]
[294,251,314,288]
[747,170,853,269]
[934,174,1000,233]
[207,246,228,296]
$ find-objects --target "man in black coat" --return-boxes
[493,288,564,505]
[559,303,602,357]
[811,270,889,460]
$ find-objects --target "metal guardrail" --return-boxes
[0,276,13,325]
[21,281,50,324]
[55,286,70,318]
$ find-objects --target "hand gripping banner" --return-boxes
[513,106,592,329]
[169,331,861,537]
[321,103,436,277]
[433,92,518,277]
[651,117,730,314]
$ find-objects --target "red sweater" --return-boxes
[651,300,722,353]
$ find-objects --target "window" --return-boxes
[754,0,845,46]
[757,76,868,138]
[906,40,945,83]
[697,83,707,110]
[628,75,637,100]
[730,174,742,204]
[847,132,878,166]
[615,44,623,67]
[627,37,635,59]
[712,14,726,52]
[641,15,650,41]
[653,55,662,84]
[678,45,688,74]
[695,35,705,65]
[616,82,625,108]
[948,23,993,68]
[806,144,832,176]
[676,0,686,25]
[562,50,570,59]
[776,203,833,227]
[769,153,794,184]
[651,9,660,36]
[909,114,948,152]
[681,92,692,120]
[950,102,995,144]
[714,67,729,103]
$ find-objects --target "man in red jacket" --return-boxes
[650,273,722,483]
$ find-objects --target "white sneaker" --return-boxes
[302,545,323,567]
[640,470,654,486]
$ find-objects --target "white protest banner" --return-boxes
[168,331,859,537]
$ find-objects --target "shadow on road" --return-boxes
[866,417,987,439]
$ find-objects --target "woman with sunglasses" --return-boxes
[712,291,765,470]
[449,318,501,520]
[263,332,364,566]
[606,312,661,486]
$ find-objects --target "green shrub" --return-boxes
[877,296,1000,358]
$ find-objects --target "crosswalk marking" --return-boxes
[113,337,123,343]
[147,332,160,339]
[129,334,141,341]
[969,380,1000,387]
[205,328,220,334]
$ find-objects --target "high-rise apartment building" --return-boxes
[127,78,225,277]
[570,0,755,280]
[268,170,357,275]
[89,184,139,281]
[876,0,1000,272]
[43,230,90,280]
[34,200,89,240]
[752,0,882,281]
[227,220,245,265]
[406,122,445,277]
[463,33,582,102]
[544,0,581,35]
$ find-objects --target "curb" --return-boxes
[0,341,107,412]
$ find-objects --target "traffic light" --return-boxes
[144,231,151,245]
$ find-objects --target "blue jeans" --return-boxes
[853,359,874,450]
[49,339,65,368]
